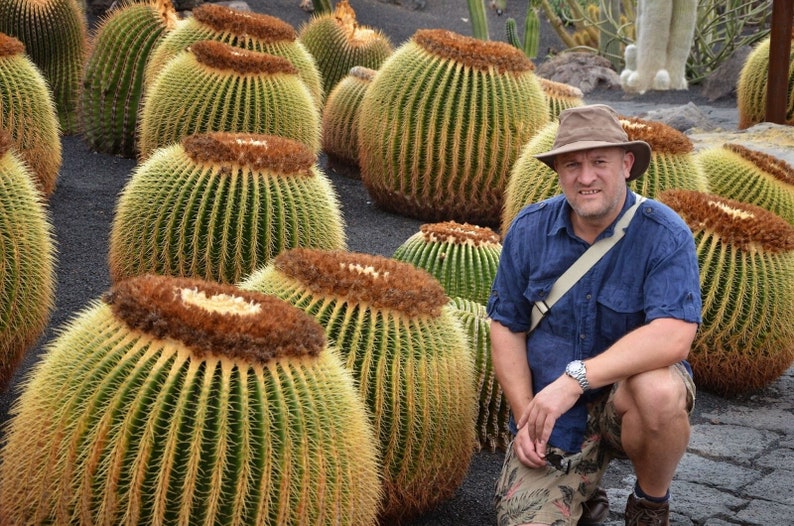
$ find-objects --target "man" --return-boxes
[487,104,701,525]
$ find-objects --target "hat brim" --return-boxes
[534,140,652,182]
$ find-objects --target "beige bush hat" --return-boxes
[534,104,652,181]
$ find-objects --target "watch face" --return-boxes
[568,361,584,375]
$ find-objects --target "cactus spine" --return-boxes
[695,143,794,226]
[0,275,381,524]
[137,40,321,160]
[0,130,56,392]
[0,0,87,134]
[80,0,177,157]
[322,66,376,172]
[0,33,61,196]
[240,248,478,523]
[737,31,794,129]
[392,220,502,305]
[358,29,549,227]
[144,3,323,106]
[110,132,346,284]
[298,0,393,99]
[659,190,794,396]
[537,76,584,120]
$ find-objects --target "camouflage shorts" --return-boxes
[493,363,695,526]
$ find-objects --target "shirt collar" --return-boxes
[550,190,637,241]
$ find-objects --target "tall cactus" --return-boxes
[0,274,381,524]
[240,248,478,523]
[144,3,323,106]
[0,32,61,197]
[392,220,502,305]
[0,0,87,134]
[137,40,321,160]
[110,132,346,284]
[80,0,177,157]
[322,65,376,172]
[695,143,794,226]
[0,130,56,392]
[737,31,794,129]
[298,0,393,99]
[659,190,794,396]
[358,28,549,227]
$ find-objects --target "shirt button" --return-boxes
[586,294,592,300]
[579,334,586,340]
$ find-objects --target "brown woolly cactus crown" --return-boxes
[104,274,325,364]
[0,32,25,56]
[189,39,298,75]
[273,248,449,317]
[620,116,694,155]
[538,77,583,99]
[183,132,315,174]
[420,221,502,247]
[332,0,380,45]
[192,3,297,43]
[349,64,376,81]
[413,29,533,74]
[660,190,794,253]
[724,143,794,185]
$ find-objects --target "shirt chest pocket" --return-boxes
[596,284,646,343]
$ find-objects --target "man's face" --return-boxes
[554,146,633,225]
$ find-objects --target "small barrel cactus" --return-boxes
[240,248,478,523]
[695,143,794,226]
[392,220,502,305]
[0,274,381,524]
[659,190,794,396]
[537,76,584,120]
[322,65,376,173]
[80,0,177,157]
[137,40,321,160]
[737,31,794,129]
[144,3,323,106]
[358,28,549,227]
[109,132,346,284]
[0,0,87,135]
[448,296,511,452]
[298,0,393,98]
[0,32,61,197]
[501,115,707,232]
[0,130,56,392]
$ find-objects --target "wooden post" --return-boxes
[765,0,793,124]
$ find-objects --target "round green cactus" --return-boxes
[110,132,346,284]
[695,143,794,226]
[737,31,794,129]
[80,0,177,157]
[0,33,61,197]
[322,65,375,173]
[144,3,323,106]
[448,296,511,452]
[501,115,708,233]
[0,131,56,392]
[358,28,549,227]
[0,274,381,524]
[659,189,794,396]
[392,220,502,305]
[537,76,584,120]
[137,40,321,160]
[0,0,87,135]
[240,248,477,523]
[298,0,393,99]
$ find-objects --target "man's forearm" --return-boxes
[490,320,533,416]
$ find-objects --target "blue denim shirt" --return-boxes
[486,192,701,452]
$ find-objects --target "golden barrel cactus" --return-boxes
[137,40,321,160]
[392,220,502,305]
[0,0,87,134]
[0,130,56,391]
[144,3,323,105]
[695,143,794,226]
[537,76,584,120]
[737,31,794,129]
[109,132,346,284]
[0,32,61,197]
[298,0,393,98]
[240,248,477,523]
[358,28,549,227]
[322,65,376,173]
[0,274,381,524]
[659,190,794,396]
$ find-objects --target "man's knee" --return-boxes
[615,367,690,425]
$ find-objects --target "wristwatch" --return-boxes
[565,360,590,392]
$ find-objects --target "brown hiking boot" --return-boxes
[578,486,610,525]
[624,493,670,526]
